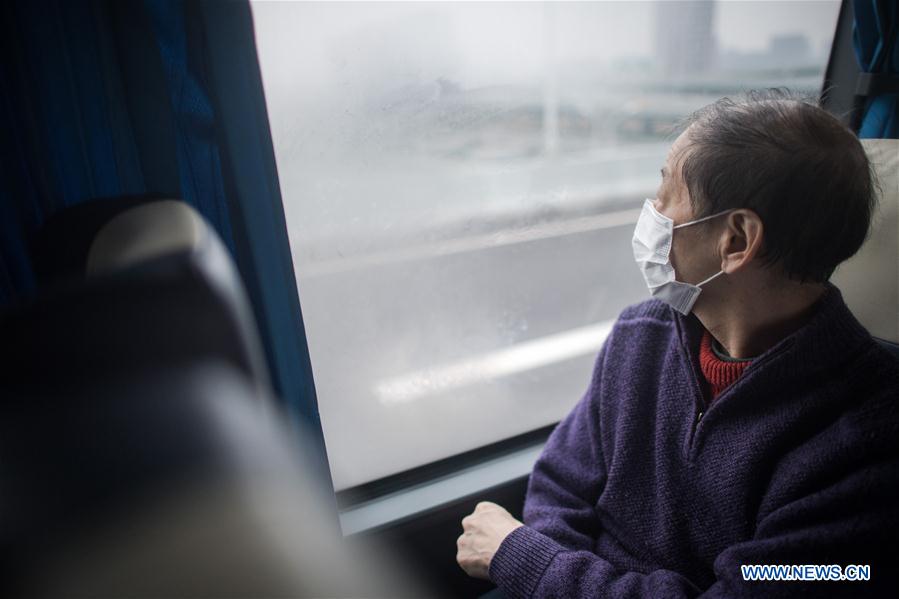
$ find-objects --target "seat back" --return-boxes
[831,139,899,344]
[1,199,427,596]
[2,199,271,393]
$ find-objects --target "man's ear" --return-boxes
[720,209,764,273]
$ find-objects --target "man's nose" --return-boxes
[651,197,666,215]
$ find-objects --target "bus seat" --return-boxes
[86,199,215,277]
[831,139,899,347]
[0,198,427,596]
[30,195,161,293]
[2,199,270,394]
[0,361,418,597]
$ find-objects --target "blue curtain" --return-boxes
[853,0,899,138]
[0,0,234,306]
[0,0,336,499]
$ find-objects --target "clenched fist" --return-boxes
[456,501,524,579]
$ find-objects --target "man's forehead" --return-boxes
[664,127,694,174]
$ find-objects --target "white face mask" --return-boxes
[632,198,732,315]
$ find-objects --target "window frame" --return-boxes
[207,0,858,535]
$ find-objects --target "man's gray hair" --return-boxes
[672,88,876,283]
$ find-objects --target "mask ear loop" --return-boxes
[674,209,732,288]
[696,268,726,287]
[672,208,733,229]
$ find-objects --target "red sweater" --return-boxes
[699,330,751,399]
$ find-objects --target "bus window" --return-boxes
[250,1,841,491]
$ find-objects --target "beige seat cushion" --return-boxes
[832,139,899,343]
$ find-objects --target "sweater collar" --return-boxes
[700,330,752,400]
[674,283,871,395]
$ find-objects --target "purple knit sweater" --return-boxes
[489,284,899,597]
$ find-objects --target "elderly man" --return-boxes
[456,91,899,597]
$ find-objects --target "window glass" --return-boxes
[251,1,841,490]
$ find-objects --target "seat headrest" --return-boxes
[7,198,271,393]
[832,139,899,344]
[86,200,204,276]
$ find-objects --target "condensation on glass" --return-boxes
[250,1,840,491]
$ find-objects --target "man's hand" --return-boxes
[456,501,524,579]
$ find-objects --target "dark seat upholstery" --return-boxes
[1,199,270,392]
[0,198,427,597]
